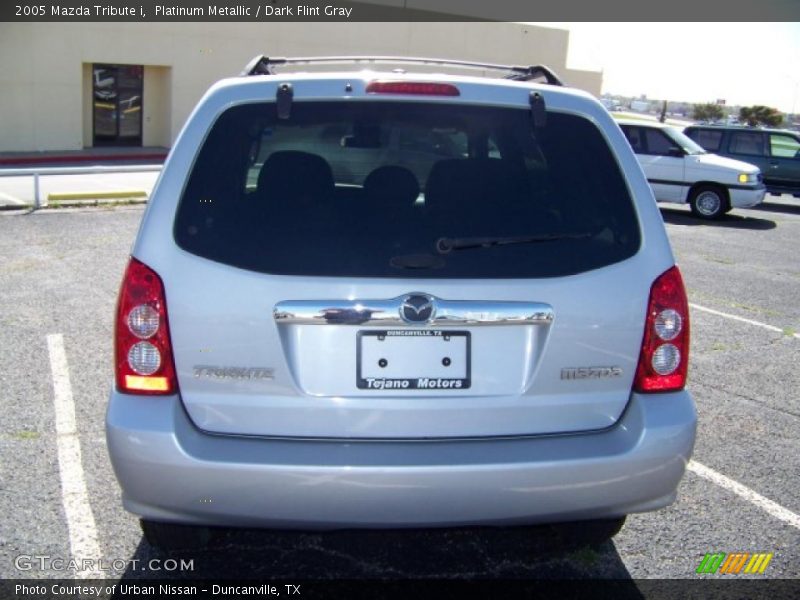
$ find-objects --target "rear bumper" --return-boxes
[106,390,696,529]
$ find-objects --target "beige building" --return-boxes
[0,22,601,153]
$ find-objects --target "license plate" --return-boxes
[357,330,471,390]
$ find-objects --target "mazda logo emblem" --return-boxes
[400,294,435,324]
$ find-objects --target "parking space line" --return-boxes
[0,190,24,205]
[688,460,800,530]
[690,302,800,340]
[46,334,102,579]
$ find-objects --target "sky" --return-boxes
[531,23,800,113]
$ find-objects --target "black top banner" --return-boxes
[3,0,800,22]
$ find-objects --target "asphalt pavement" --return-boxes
[0,196,798,589]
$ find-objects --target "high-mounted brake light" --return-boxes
[115,258,177,395]
[365,81,460,96]
[634,266,690,393]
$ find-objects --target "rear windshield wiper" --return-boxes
[436,232,594,254]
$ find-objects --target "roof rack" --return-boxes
[240,55,564,86]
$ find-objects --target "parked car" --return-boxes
[684,124,800,198]
[618,120,765,219]
[107,56,697,551]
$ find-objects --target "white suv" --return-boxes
[106,57,697,551]
[618,119,765,219]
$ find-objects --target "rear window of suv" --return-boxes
[174,101,640,278]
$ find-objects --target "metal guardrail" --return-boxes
[0,165,162,209]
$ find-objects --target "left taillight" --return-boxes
[115,257,177,395]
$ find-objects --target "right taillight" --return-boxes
[634,266,690,393]
[114,257,177,395]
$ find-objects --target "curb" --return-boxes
[0,197,148,211]
[0,153,167,167]
[47,190,148,201]
[47,197,149,208]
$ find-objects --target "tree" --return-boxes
[738,105,783,127]
[693,103,725,122]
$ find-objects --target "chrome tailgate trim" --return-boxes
[274,294,554,327]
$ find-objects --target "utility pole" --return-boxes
[659,100,668,123]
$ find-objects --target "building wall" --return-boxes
[0,22,601,153]
[142,66,172,147]
[562,68,603,99]
[81,63,93,148]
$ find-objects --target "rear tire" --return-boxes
[689,185,728,220]
[551,516,626,547]
[140,519,214,551]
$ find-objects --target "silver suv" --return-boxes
[107,56,697,550]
